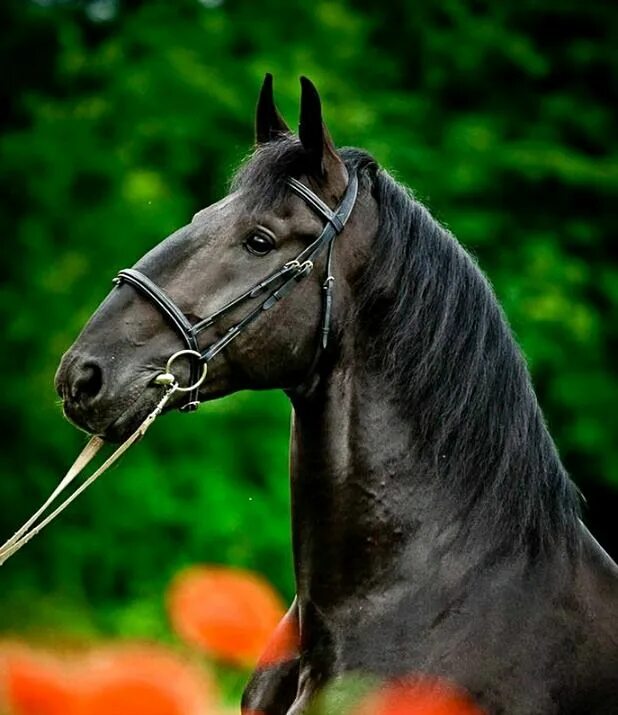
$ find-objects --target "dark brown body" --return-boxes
[55,77,618,714]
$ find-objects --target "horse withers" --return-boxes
[55,75,618,714]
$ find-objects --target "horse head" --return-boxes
[55,75,376,441]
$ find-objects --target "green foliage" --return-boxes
[0,0,616,641]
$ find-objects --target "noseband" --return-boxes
[114,172,359,411]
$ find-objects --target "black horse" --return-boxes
[55,76,618,714]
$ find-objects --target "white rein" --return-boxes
[0,349,207,566]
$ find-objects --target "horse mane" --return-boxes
[232,137,581,555]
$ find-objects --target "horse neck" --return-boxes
[289,360,475,609]
[288,299,579,614]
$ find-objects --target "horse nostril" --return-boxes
[70,361,104,404]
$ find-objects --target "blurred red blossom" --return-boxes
[256,609,299,667]
[167,565,286,668]
[0,642,216,715]
[0,647,80,715]
[351,676,485,715]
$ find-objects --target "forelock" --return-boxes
[230,136,309,212]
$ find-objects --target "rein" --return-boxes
[0,173,359,565]
[0,350,205,566]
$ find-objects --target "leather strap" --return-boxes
[292,172,358,265]
[114,171,359,411]
[115,269,202,410]
[286,177,343,231]
[115,269,197,343]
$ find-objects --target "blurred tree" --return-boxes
[0,0,616,639]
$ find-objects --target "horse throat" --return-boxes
[289,361,468,610]
[287,323,579,618]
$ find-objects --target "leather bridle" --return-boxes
[114,171,359,410]
[0,171,360,565]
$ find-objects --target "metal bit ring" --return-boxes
[155,349,208,393]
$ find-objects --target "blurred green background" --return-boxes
[0,0,616,662]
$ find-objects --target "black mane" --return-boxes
[232,137,581,554]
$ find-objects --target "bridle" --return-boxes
[115,171,358,409]
[0,171,359,565]
[114,170,359,410]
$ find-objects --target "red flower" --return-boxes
[0,647,81,715]
[352,676,485,715]
[256,611,299,667]
[167,566,286,668]
[0,643,216,715]
[81,645,215,715]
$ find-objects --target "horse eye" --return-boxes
[244,233,275,256]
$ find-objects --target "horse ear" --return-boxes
[298,76,347,196]
[256,73,290,144]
